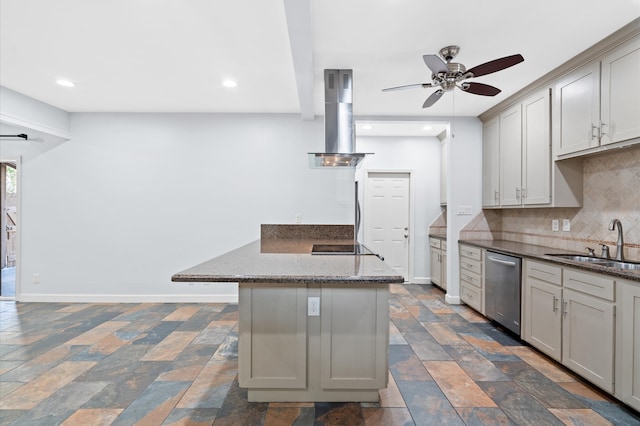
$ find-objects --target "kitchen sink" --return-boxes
[601,261,640,270]
[545,254,611,263]
[545,254,640,271]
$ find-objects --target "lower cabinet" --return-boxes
[459,244,484,313]
[522,260,562,362]
[429,237,446,290]
[522,261,616,393]
[238,283,389,402]
[616,279,640,411]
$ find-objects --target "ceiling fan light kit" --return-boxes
[383,45,524,108]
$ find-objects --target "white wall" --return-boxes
[355,135,442,283]
[14,112,355,302]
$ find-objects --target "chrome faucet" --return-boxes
[608,219,624,261]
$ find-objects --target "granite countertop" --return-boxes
[172,240,405,284]
[459,239,640,283]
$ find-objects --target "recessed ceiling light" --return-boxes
[56,79,75,87]
[362,124,372,130]
[422,125,433,131]
[222,79,237,88]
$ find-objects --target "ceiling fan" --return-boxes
[383,46,524,108]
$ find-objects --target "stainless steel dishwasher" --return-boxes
[484,251,522,336]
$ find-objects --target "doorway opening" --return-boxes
[1,162,17,299]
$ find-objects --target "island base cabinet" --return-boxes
[238,283,389,402]
[562,288,615,393]
[616,280,640,411]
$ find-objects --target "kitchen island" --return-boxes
[172,225,404,402]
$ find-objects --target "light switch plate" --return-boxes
[562,219,571,232]
[308,297,320,316]
[456,205,472,215]
[552,220,559,232]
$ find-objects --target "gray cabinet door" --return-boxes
[616,280,640,411]
[320,285,388,389]
[238,285,307,389]
[562,288,614,392]
[523,278,562,362]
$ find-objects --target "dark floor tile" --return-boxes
[163,407,219,425]
[314,402,364,426]
[474,322,524,347]
[443,345,511,382]
[64,311,123,333]
[396,379,464,425]
[213,378,267,425]
[477,381,564,425]
[133,321,182,345]
[1,332,82,361]
[81,360,171,409]
[76,344,153,381]
[0,409,27,425]
[388,345,432,381]
[10,381,107,426]
[493,361,587,409]
[403,331,452,361]
[578,400,640,425]
[211,332,238,361]
[455,407,515,425]
[111,380,190,425]
[435,313,483,334]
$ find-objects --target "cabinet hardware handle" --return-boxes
[494,190,499,204]
[600,121,607,137]
[521,188,526,200]
[553,296,558,312]
[591,123,599,140]
[563,300,568,317]
[516,187,520,199]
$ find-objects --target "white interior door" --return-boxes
[364,172,410,280]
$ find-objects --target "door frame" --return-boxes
[362,170,414,282]
[0,157,20,300]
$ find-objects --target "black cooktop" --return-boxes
[311,243,375,255]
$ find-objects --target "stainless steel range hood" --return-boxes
[308,69,372,168]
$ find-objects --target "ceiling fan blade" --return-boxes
[466,54,524,78]
[461,82,501,96]
[382,83,432,92]
[423,89,444,108]
[423,54,448,74]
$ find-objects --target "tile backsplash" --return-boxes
[461,145,640,261]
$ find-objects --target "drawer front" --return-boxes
[461,282,482,312]
[461,270,482,289]
[460,244,482,261]
[525,260,562,286]
[564,268,615,301]
[460,257,482,275]
[430,238,441,249]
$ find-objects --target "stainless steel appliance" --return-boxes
[484,251,522,336]
[308,70,372,168]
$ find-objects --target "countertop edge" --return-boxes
[459,239,640,283]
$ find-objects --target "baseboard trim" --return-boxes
[445,294,462,305]
[16,293,239,304]
[410,277,429,284]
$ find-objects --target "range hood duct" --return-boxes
[308,69,371,168]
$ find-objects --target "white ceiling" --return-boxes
[1,0,639,118]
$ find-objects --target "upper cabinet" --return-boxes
[482,89,558,208]
[482,117,500,207]
[553,35,640,157]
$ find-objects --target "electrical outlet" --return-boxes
[295,213,302,223]
[308,297,320,316]
[562,219,571,232]
[456,205,472,215]
[33,273,40,284]
[552,220,559,232]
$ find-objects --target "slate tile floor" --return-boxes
[1,284,639,425]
